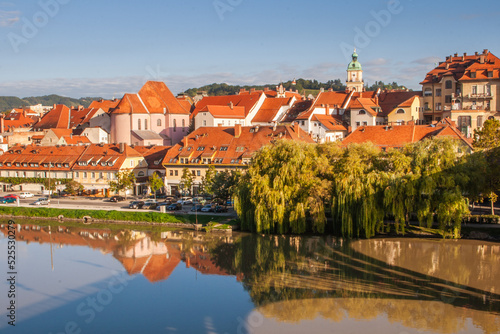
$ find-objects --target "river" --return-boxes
[0,221,499,334]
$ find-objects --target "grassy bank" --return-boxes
[0,206,228,225]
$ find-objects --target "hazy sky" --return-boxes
[0,0,498,98]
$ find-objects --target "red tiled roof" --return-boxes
[420,51,500,84]
[191,92,263,120]
[63,135,91,145]
[252,97,292,123]
[200,105,246,119]
[34,104,71,129]
[342,122,473,150]
[73,144,143,171]
[311,115,347,131]
[111,81,190,115]
[0,144,86,171]
[281,100,314,123]
[50,129,73,139]
[133,145,171,170]
[377,91,422,116]
[296,91,350,120]
[163,125,314,166]
[88,99,120,113]
[349,97,379,116]
[3,112,36,130]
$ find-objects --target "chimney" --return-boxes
[250,88,255,93]
[119,142,125,153]
[475,51,479,56]
[182,136,188,147]
[325,104,330,115]
[53,104,56,109]
[480,55,485,64]
[229,101,234,110]
[320,88,325,93]
[235,123,242,138]
[23,109,27,118]
[0,116,4,133]
[483,49,489,55]
[454,53,458,57]
[463,52,466,61]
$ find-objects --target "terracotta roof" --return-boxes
[311,115,347,131]
[73,144,143,171]
[62,135,91,145]
[280,100,314,123]
[191,92,263,120]
[163,125,314,166]
[50,129,73,139]
[342,121,473,150]
[252,97,292,123]
[377,91,422,116]
[296,91,350,120]
[111,81,190,115]
[34,104,71,129]
[0,144,86,171]
[133,145,171,170]
[200,105,246,119]
[2,112,36,130]
[349,97,379,116]
[420,50,500,84]
[88,99,120,113]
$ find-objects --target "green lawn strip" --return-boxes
[0,206,227,225]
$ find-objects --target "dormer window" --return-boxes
[358,110,366,115]
[470,71,476,79]
[220,146,229,151]
[487,71,493,78]
[197,146,205,151]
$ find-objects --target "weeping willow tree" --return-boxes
[234,141,329,234]
[329,143,386,238]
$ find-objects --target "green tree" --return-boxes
[201,165,216,197]
[473,119,500,150]
[212,169,240,207]
[108,170,136,199]
[148,173,164,200]
[473,119,500,214]
[64,180,84,196]
[180,167,194,196]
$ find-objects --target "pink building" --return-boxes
[110,81,191,146]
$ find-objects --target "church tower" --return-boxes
[346,49,364,92]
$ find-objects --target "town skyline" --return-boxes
[0,0,499,98]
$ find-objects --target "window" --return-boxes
[435,89,442,97]
[83,172,87,179]
[197,170,201,176]
[91,172,95,179]
[477,115,484,128]
[130,160,134,167]
[99,172,103,179]
[445,80,453,89]
[191,170,196,176]
[220,146,228,151]
[144,119,148,130]
[457,116,471,128]
[362,122,367,126]
[138,119,141,130]
[157,119,162,126]
[472,85,477,95]
[445,95,452,104]
[175,170,178,176]
[435,103,442,111]
[75,172,79,178]
[173,119,177,132]
[197,146,205,151]
[396,109,405,114]
[358,110,366,115]
[203,120,207,126]
[301,121,305,126]
[470,71,476,79]
[107,172,111,179]
[170,170,173,176]
[424,102,429,110]
[486,85,491,96]
[138,171,145,177]
[487,71,493,78]
[424,88,432,97]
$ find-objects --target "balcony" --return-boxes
[465,93,493,99]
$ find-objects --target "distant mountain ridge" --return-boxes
[0,95,103,113]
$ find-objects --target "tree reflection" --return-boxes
[210,234,500,333]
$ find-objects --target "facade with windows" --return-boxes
[420,49,500,136]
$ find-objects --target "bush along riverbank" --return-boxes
[0,206,227,227]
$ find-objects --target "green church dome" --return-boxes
[347,49,362,71]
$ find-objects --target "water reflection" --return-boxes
[1,223,499,334]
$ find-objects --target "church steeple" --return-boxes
[346,49,364,92]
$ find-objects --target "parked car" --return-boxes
[109,195,125,202]
[19,192,34,199]
[177,197,193,205]
[0,197,17,204]
[4,194,19,199]
[167,203,182,211]
[32,197,50,205]
[128,201,144,209]
[143,199,158,210]
[214,205,228,213]
[156,202,171,211]
[190,204,203,212]
[201,204,214,212]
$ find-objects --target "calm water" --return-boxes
[0,222,499,334]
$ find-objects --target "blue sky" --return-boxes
[0,0,499,98]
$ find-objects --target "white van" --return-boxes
[19,192,34,198]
